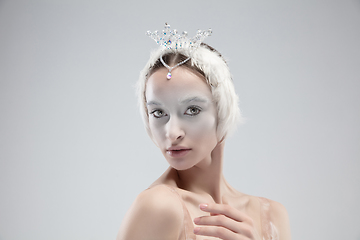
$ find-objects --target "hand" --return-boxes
[193,203,260,240]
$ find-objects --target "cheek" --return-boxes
[187,115,217,139]
[149,118,166,141]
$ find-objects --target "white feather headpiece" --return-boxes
[138,23,242,140]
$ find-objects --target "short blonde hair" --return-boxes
[137,43,242,141]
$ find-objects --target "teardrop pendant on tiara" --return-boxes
[160,55,190,80]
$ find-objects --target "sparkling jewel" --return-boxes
[146,23,212,51]
[148,23,211,80]
[160,55,191,80]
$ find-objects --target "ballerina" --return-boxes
[117,23,291,240]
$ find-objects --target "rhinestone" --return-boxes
[167,72,172,79]
[147,24,212,52]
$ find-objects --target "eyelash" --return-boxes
[149,106,202,118]
[185,106,202,116]
[150,109,166,118]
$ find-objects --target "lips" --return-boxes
[166,146,191,158]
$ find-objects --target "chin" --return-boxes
[166,158,197,171]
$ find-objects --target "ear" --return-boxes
[211,139,225,160]
[218,135,226,144]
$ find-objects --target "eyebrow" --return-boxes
[146,96,210,106]
[146,101,162,106]
[179,96,209,104]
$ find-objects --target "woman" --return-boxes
[117,23,291,240]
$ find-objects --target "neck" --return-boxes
[174,141,230,203]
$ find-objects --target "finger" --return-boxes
[193,226,245,240]
[199,203,252,223]
[194,215,255,238]
[194,214,242,233]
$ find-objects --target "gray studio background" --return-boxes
[1,1,359,239]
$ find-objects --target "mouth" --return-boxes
[166,147,191,158]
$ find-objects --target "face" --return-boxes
[145,67,218,171]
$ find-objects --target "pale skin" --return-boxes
[117,67,291,240]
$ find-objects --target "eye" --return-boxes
[150,109,166,118]
[185,106,201,116]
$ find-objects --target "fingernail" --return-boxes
[193,227,200,234]
[199,203,208,210]
[193,217,200,224]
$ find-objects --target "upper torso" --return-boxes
[147,184,279,240]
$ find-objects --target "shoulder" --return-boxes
[261,197,292,240]
[267,199,289,219]
[135,184,182,213]
[116,185,184,240]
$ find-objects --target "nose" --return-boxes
[165,116,185,143]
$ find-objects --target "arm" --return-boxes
[269,200,291,240]
[116,185,183,240]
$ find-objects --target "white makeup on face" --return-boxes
[146,67,218,171]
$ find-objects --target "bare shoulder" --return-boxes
[117,185,183,240]
[267,199,289,219]
[230,191,291,240]
[265,198,292,240]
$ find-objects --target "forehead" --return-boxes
[146,67,212,102]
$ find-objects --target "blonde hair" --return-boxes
[137,43,242,141]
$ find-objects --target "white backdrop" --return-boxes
[0,1,359,239]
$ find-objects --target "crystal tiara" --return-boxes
[146,23,212,79]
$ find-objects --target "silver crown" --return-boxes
[146,23,212,51]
